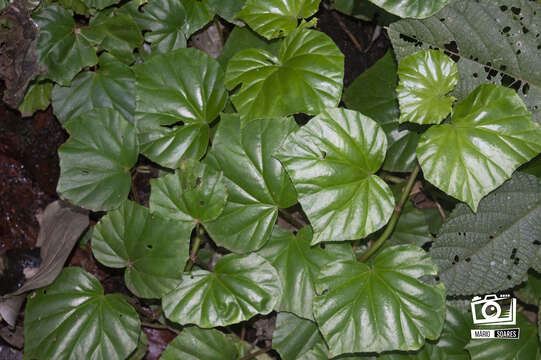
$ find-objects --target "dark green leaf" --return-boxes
[517,271,541,305]
[85,0,120,10]
[272,312,327,360]
[139,0,187,54]
[18,81,53,117]
[390,200,433,247]
[182,0,215,37]
[161,326,238,360]
[217,26,281,68]
[208,0,246,24]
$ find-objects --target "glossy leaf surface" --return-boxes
[237,0,320,40]
[24,267,140,360]
[52,54,135,124]
[57,108,138,211]
[272,312,327,360]
[276,107,394,244]
[138,0,187,54]
[430,173,541,296]
[135,48,227,168]
[218,26,281,67]
[149,159,227,225]
[397,50,457,125]
[417,84,541,211]
[162,253,281,327]
[204,115,297,252]
[225,29,344,121]
[161,326,238,360]
[313,245,446,355]
[181,0,215,37]
[368,0,449,18]
[91,201,192,298]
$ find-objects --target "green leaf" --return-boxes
[23,267,140,360]
[390,200,432,247]
[57,108,139,211]
[162,253,281,328]
[57,0,89,14]
[217,26,281,68]
[522,155,541,179]
[257,226,353,319]
[149,159,227,224]
[134,48,227,168]
[272,312,328,360]
[466,312,541,360]
[139,0,187,54]
[161,326,238,360]
[517,271,541,305]
[343,50,420,172]
[52,54,135,124]
[331,0,398,25]
[204,115,297,252]
[91,200,192,298]
[85,0,120,10]
[313,244,446,355]
[429,172,541,296]
[18,81,53,117]
[182,0,215,37]
[127,331,148,360]
[366,0,449,19]
[237,0,320,40]
[388,0,541,126]
[397,50,457,125]
[33,5,98,85]
[208,0,246,24]
[276,107,394,244]
[417,84,541,211]
[225,28,344,121]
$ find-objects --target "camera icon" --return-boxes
[471,294,516,325]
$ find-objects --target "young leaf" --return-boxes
[24,267,140,360]
[161,326,238,360]
[417,84,541,211]
[91,200,192,298]
[313,245,446,355]
[397,50,458,125]
[388,0,541,126]
[162,253,281,328]
[368,0,449,19]
[225,28,344,121]
[204,115,297,252]
[237,0,320,40]
[57,108,139,211]
[52,54,135,124]
[430,172,541,296]
[33,5,98,85]
[149,159,227,225]
[18,81,53,117]
[134,48,227,168]
[272,312,327,360]
[276,107,395,244]
[257,226,353,320]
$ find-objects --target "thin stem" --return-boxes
[239,346,272,360]
[380,173,406,184]
[278,208,306,229]
[141,321,180,334]
[214,16,224,47]
[184,224,203,272]
[322,3,364,52]
[130,174,140,204]
[358,163,421,262]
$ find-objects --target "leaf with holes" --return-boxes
[225,28,344,121]
[430,172,541,296]
[397,50,457,125]
[161,326,238,360]
[257,226,353,319]
[313,245,446,355]
[134,48,227,168]
[417,84,541,211]
[57,108,139,211]
[91,200,192,298]
[162,253,281,328]
[276,107,395,244]
[23,267,140,360]
[52,54,135,124]
[388,0,541,126]
[237,0,320,40]
[203,114,297,252]
[149,159,227,225]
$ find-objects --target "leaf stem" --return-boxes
[380,173,405,184]
[214,16,224,47]
[130,174,140,204]
[140,321,180,334]
[358,163,421,262]
[184,224,203,272]
[239,346,272,360]
[278,208,306,229]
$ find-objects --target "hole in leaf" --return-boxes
[435,276,440,281]
[510,80,522,91]
[514,258,520,265]
[440,18,445,22]
[501,74,516,86]
[516,49,521,55]
[320,150,327,160]
[502,26,511,33]
[146,244,153,249]
[511,7,521,15]
[507,275,512,280]
[454,255,459,262]
[500,5,508,11]
[473,73,478,78]
[523,26,529,34]
[81,170,89,175]
[43,290,47,295]
[465,257,471,262]
[489,235,494,240]
[522,83,530,95]
[195,176,202,187]
[199,200,205,206]
[533,240,541,245]
[399,34,423,47]
[510,248,517,259]
[162,120,184,129]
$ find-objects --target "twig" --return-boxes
[380,173,405,184]
[239,346,272,360]
[130,173,140,204]
[322,3,364,52]
[358,163,421,262]
[214,16,224,47]
[278,208,306,229]
[435,201,446,221]
[141,321,180,334]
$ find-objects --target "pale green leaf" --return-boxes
[18,81,53,117]
[225,28,344,121]
[161,326,238,360]
[57,108,139,211]
[23,267,140,360]
[162,253,281,328]
[276,107,394,244]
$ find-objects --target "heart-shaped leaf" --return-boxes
[33,5,98,85]
[52,54,135,124]
[276,107,395,244]
[57,108,139,211]
[368,0,450,18]
[204,114,297,252]
[161,326,238,360]
[397,50,457,125]
[313,245,446,355]
[237,0,320,40]
[272,312,328,360]
[162,253,281,328]
[91,200,192,298]
[149,159,227,225]
[134,48,227,168]
[225,28,344,121]
[24,267,140,360]
[417,84,541,211]
[257,226,353,319]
